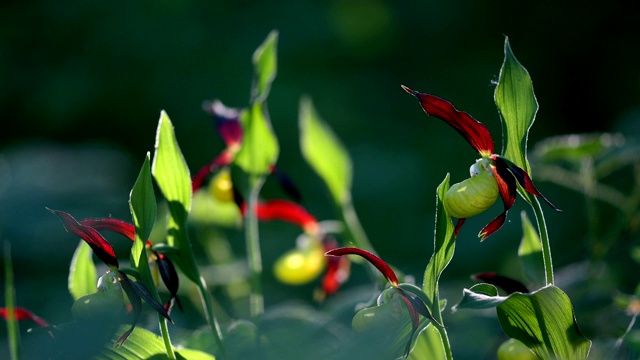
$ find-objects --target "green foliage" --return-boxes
[518,211,544,285]
[453,285,591,360]
[69,240,98,301]
[299,96,352,206]
[495,36,538,175]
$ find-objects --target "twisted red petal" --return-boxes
[48,208,119,268]
[191,150,235,193]
[0,307,50,327]
[80,218,136,242]
[478,161,517,240]
[402,86,494,155]
[253,199,319,234]
[326,247,398,287]
[496,155,560,211]
[156,252,183,313]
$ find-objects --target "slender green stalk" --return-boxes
[4,241,19,360]
[341,199,376,254]
[531,196,554,285]
[196,277,226,359]
[431,294,453,360]
[246,177,265,317]
[159,317,176,360]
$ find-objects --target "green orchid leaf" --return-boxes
[129,153,158,299]
[518,211,544,285]
[408,324,446,360]
[95,326,215,359]
[251,30,278,104]
[351,287,429,359]
[453,285,591,360]
[152,111,199,283]
[234,104,279,178]
[299,96,352,206]
[451,283,504,310]
[422,173,456,308]
[494,36,538,175]
[68,240,98,300]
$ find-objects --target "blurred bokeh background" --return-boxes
[1,1,639,358]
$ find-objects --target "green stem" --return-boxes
[196,276,227,359]
[246,177,265,317]
[531,196,554,285]
[431,294,453,360]
[341,199,375,254]
[159,316,176,360]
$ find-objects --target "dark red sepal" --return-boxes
[202,100,243,147]
[80,218,136,242]
[495,155,560,211]
[253,199,319,233]
[0,307,50,327]
[326,247,398,287]
[48,208,119,269]
[156,253,183,313]
[472,272,529,294]
[402,85,494,155]
[478,162,517,240]
[115,271,142,346]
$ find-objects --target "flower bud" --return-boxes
[444,171,499,218]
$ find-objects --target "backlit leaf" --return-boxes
[68,240,98,301]
[495,37,538,175]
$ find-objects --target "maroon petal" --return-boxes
[402,86,494,155]
[270,165,303,203]
[255,199,319,234]
[326,247,398,287]
[454,218,466,238]
[80,218,136,242]
[156,253,183,313]
[318,237,351,300]
[116,272,142,346]
[472,272,529,294]
[202,100,243,147]
[495,155,560,211]
[396,288,421,358]
[0,307,50,327]
[48,208,119,269]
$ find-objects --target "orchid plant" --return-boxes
[7,30,640,360]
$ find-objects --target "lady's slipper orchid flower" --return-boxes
[0,306,50,327]
[326,247,440,357]
[402,86,559,240]
[48,208,173,345]
[192,100,243,192]
[78,217,183,313]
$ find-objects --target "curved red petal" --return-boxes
[477,162,517,240]
[0,307,50,327]
[48,208,119,268]
[496,156,560,211]
[326,247,398,286]
[191,150,235,193]
[255,199,318,233]
[80,218,136,242]
[402,86,494,155]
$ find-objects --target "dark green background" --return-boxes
[1,1,638,358]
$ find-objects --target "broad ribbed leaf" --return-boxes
[251,30,278,103]
[453,285,591,359]
[518,211,544,285]
[152,111,199,282]
[495,37,538,175]
[299,96,352,205]
[68,240,97,300]
[422,174,456,307]
[234,104,279,177]
[152,111,192,221]
[96,326,215,359]
[129,153,160,303]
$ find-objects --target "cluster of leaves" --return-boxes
[3,30,640,360]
